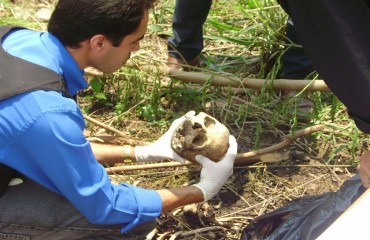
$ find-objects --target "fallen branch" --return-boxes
[84,67,330,92]
[105,161,194,174]
[168,226,225,240]
[105,124,325,174]
[83,114,149,146]
[234,164,353,169]
[169,69,330,92]
[235,124,325,162]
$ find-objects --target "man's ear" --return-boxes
[89,34,108,53]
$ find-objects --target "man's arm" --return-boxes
[157,186,204,212]
[90,142,134,165]
[90,142,207,212]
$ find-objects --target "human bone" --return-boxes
[171,112,230,163]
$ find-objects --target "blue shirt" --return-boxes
[0,28,162,233]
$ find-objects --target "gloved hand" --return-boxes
[135,111,195,163]
[193,135,238,201]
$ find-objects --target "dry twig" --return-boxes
[168,226,225,240]
[83,114,149,146]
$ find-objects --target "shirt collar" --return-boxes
[40,32,88,96]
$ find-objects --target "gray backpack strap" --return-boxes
[0,25,71,100]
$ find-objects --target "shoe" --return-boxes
[284,91,314,123]
[167,55,201,71]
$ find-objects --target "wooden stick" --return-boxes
[105,161,194,174]
[169,226,225,240]
[83,114,127,137]
[235,124,325,161]
[83,114,149,146]
[84,67,330,92]
[105,124,325,174]
[169,69,330,92]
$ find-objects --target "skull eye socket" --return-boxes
[192,122,202,129]
[192,135,207,146]
[204,116,216,128]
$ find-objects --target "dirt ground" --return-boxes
[79,55,358,239]
[87,112,357,240]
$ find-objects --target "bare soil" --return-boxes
[87,111,357,240]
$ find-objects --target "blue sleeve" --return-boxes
[5,105,162,232]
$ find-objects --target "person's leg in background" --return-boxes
[167,0,212,69]
[281,18,315,80]
[281,18,315,119]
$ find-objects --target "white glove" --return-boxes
[193,135,237,202]
[135,111,195,163]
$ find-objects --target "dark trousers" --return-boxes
[278,0,370,133]
[281,19,314,79]
[167,0,212,61]
[167,0,312,80]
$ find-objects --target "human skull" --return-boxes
[171,112,230,163]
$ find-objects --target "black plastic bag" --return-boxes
[241,174,365,240]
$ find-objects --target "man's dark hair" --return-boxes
[48,0,156,48]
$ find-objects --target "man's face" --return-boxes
[89,11,149,73]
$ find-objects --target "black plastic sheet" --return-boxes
[241,174,365,240]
